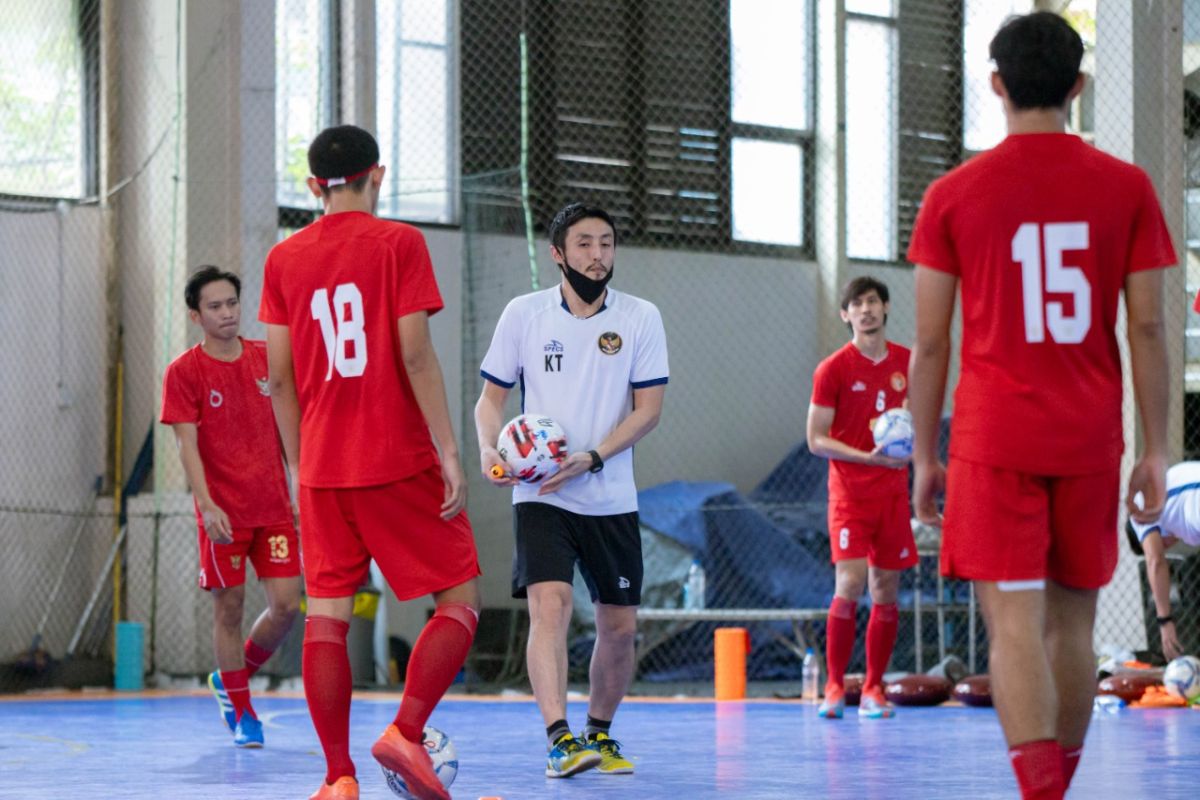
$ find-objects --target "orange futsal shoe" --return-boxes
[371,725,450,800]
[308,776,358,800]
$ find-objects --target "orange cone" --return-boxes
[714,627,750,701]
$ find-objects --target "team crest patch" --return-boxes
[890,371,906,392]
[256,377,270,396]
[231,556,242,570]
[598,332,622,355]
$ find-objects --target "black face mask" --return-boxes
[559,258,613,305]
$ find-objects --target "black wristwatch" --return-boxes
[587,450,604,473]
[1157,614,1175,626]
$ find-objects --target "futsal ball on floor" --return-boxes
[1162,655,1200,703]
[872,408,914,459]
[496,413,569,483]
[381,726,458,799]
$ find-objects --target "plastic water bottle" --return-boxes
[802,647,820,701]
[683,560,706,609]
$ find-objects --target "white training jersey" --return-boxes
[1131,461,1200,546]
[480,286,669,516]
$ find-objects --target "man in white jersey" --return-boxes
[1126,461,1200,660]
[475,202,668,779]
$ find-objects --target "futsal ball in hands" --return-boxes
[1163,655,1200,703]
[872,408,914,459]
[381,726,458,798]
[496,414,569,483]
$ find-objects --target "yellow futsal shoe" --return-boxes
[545,733,601,778]
[584,732,635,775]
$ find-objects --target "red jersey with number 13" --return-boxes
[907,134,1175,475]
[259,211,445,488]
[811,341,911,502]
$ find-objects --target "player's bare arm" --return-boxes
[805,403,908,469]
[908,265,957,525]
[1124,267,1169,523]
[266,323,301,504]
[474,381,519,487]
[398,310,468,519]
[171,422,233,543]
[537,383,665,496]
[1141,529,1182,659]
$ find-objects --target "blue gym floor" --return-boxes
[1,690,1197,799]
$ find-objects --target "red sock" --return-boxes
[1062,745,1083,788]
[219,668,255,721]
[864,603,898,690]
[825,596,856,690]
[303,616,355,783]
[1009,739,1065,800]
[394,604,478,742]
[243,639,274,678]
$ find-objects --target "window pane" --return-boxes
[0,4,86,196]
[846,0,895,17]
[846,19,896,261]
[377,1,456,223]
[730,0,808,130]
[732,138,802,246]
[276,0,333,208]
[963,0,1031,152]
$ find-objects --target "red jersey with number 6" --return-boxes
[259,211,444,488]
[908,133,1175,475]
[811,341,911,502]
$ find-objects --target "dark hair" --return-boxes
[185,265,241,311]
[989,12,1083,110]
[840,276,889,311]
[1125,520,1144,557]
[307,125,380,195]
[548,202,617,255]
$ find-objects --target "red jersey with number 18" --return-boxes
[811,341,911,502]
[908,133,1175,475]
[259,211,444,488]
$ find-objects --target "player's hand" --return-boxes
[537,451,591,496]
[1160,621,1183,661]
[912,459,946,526]
[440,452,468,520]
[866,445,910,469]
[1126,453,1167,524]
[199,502,234,544]
[480,446,518,487]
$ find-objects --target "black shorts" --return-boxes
[512,502,642,606]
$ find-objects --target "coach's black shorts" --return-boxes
[512,502,642,606]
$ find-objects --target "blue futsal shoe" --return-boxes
[817,685,845,719]
[858,686,896,719]
[207,671,237,733]
[234,713,265,748]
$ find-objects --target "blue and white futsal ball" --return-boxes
[496,413,569,483]
[1163,655,1200,704]
[381,726,458,799]
[872,408,914,459]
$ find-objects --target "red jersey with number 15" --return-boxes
[908,133,1175,475]
[811,341,911,502]
[259,211,445,488]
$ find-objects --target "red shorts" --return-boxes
[299,464,481,600]
[942,458,1120,589]
[827,492,917,570]
[197,520,300,590]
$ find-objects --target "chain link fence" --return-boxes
[1,0,1197,696]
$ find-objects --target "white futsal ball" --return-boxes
[872,408,914,459]
[1163,655,1200,703]
[496,413,569,483]
[381,726,458,799]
